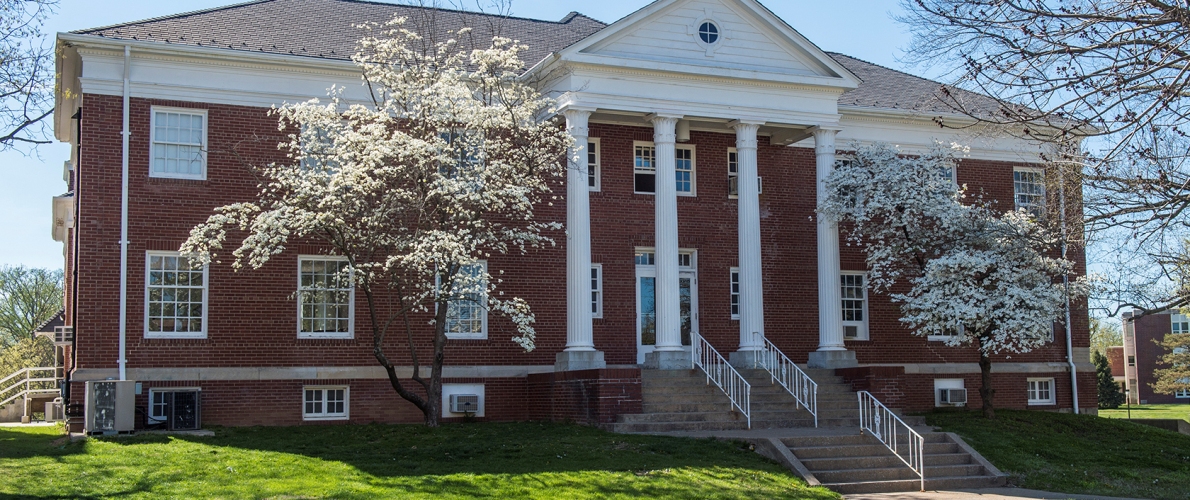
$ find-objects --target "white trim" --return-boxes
[1013,166,1046,216]
[591,263,603,319]
[1027,377,1056,405]
[728,147,739,199]
[148,106,208,180]
[302,385,350,421]
[676,144,697,197]
[296,255,355,339]
[841,270,869,341]
[633,140,657,195]
[144,250,209,339]
[439,260,489,340]
[587,137,601,192]
[730,267,741,320]
[632,141,696,196]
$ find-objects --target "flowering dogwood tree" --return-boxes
[821,143,1088,418]
[180,15,571,426]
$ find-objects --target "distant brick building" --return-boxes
[49,0,1096,430]
[1121,311,1190,405]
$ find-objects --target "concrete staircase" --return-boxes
[612,367,862,433]
[784,432,1006,494]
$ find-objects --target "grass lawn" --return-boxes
[926,409,1190,500]
[0,422,837,500]
[1099,404,1190,422]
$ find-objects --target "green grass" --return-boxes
[1099,404,1190,422]
[926,409,1190,500]
[0,422,837,499]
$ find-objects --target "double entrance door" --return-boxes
[636,265,697,364]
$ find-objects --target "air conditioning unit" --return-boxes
[939,388,967,406]
[151,390,202,431]
[54,326,73,344]
[85,381,136,434]
[449,394,479,414]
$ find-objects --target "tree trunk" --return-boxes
[978,349,996,419]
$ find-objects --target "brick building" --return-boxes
[1121,311,1190,405]
[49,0,1096,430]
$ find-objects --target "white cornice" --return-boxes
[60,33,362,76]
[565,61,849,95]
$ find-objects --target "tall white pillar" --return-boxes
[807,126,858,369]
[556,108,605,372]
[729,120,766,368]
[645,113,689,370]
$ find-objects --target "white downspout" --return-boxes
[117,45,131,381]
[1060,178,1079,414]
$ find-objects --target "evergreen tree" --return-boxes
[1093,350,1125,409]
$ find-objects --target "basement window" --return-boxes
[303,386,349,420]
[1027,378,1055,405]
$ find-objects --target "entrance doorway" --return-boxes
[635,249,697,364]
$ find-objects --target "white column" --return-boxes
[808,126,857,369]
[556,108,605,371]
[649,114,685,365]
[730,121,765,365]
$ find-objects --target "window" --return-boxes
[675,146,695,195]
[303,386,349,420]
[634,249,694,269]
[145,252,207,338]
[1027,378,1055,405]
[298,257,354,338]
[439,130,483,191]
[440,261,488,339]
[634,142,656,194]
[150,107,207,179]
[634,251,655,266]
[1176,378,1190,398]
[730,268,740,319]
[728,148,739,197]
[591,264,603,319]
[300,124,339,171]
[148,388,201,430]
[929,324,963,342]
[1013,168,1045,217]
[587,139,601,191]
[633,142,696,195]
[1127,355,1136,366]
[1173,314,1190,334]
[698,21,720,44]
[841,272,868,340]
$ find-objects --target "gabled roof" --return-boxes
[829,53,1005,116]
[73,0,606,70]
[32,310,65,336]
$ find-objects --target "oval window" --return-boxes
[698,22,720,44]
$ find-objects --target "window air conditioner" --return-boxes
[85,380,136,434]
[939,388,967,405]
[54,326,73,344]
[449,394,479,414]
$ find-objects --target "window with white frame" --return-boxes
[929,324,963,342]
[591,264,603,319]
[730,268,740,319]
[635,249,694,269]
[149,390,169,422]
[300,124,339,171]
[728,148,739,197]
[587,139,601,191]
[675,146,695,195]
[145,252,207,338]
[634,142,656,194]
[303,386,349,420]
[841,272,868,340]
[298,257,354,338]
[150,107,207,179]
[440,261,488,339]
[1027,378,1055,405]
[1177,378,1190,398]
[1013,168,1045,217]
[1173,314,1190,334]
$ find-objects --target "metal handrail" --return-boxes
[752,333,819,427]
[858,391,925,492]
[691,331,751,428]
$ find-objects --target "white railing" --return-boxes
[691,331,751,428]
[858,391,925,492]
[0,367,60,409]
[752,333,819,427]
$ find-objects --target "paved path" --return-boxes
[845,488,1149,500]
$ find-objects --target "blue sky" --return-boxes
[0,0,913,270]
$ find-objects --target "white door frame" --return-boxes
[635,248,698,364]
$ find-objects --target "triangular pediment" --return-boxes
[559,0,859,89]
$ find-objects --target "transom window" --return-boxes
[587,139,601,191]
[635,250,695,269]
[150,107,207,180]
[591,264,603,319]
[1013,168,1045,217]
[1027,378,1055,405]
[303,386,348,420]
[841,272,868,340]
[441,261,488,339]
[1173,314,1189,334]
[145,252,207,338]
[730,268,740,319]
[298,257,354,338]
[698,21,720,44]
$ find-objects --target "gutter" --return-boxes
[117,45,130,381]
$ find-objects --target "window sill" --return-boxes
[303,415,349,421]
[143,333,208,340]
[1027,401,1056,406]
[446,335,488,341]
[927,336,961,342]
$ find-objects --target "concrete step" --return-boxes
[815,464,985,484]
[617,411,745,424]
[784,433,876,447]
[753,418,858,429]
[826,475,1004,495]
[790,444,889,459]
[611,420,749,433]
[800,452,974,471]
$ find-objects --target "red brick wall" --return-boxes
[525,368,643,425]
[839,367,1094,412]
[1130,313,1189,404]
[1107,346,1125,379]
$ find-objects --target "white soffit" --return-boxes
[559,0,860,90]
